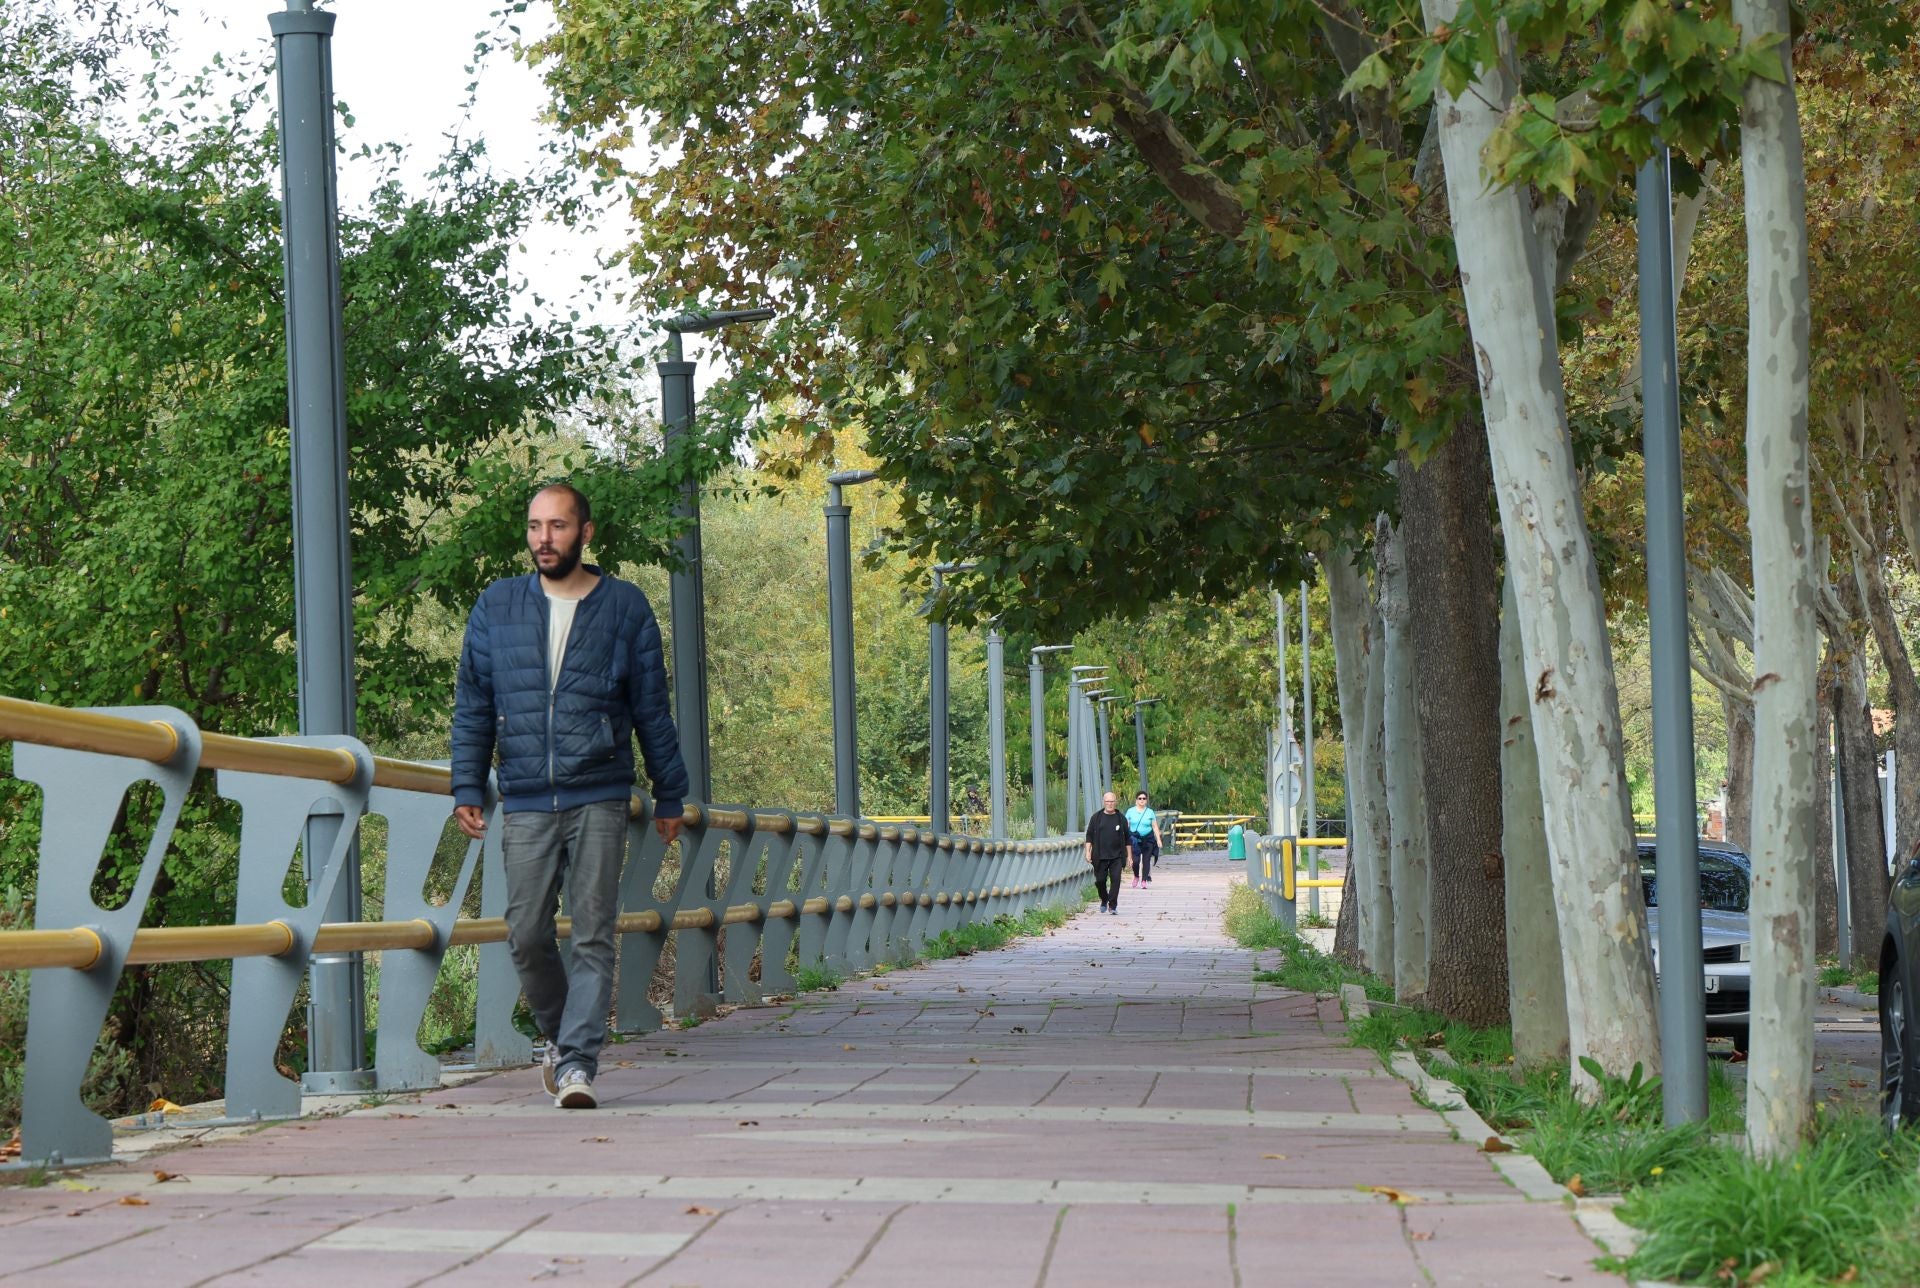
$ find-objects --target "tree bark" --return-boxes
[1501,570,1569,1066]
[1737,0,1818,1158]
[1812,650,1838,959]
[1402,434,1508,1025]
[1377,513,1429,1002]
[1724,691,1756,852]
[1325,545,1390,973]
[1420,0,1659,1086]
[1858,553,1919,861]
[1362,582,1395,979]
[1833,584,1890,971]
[1332,860,1360,964]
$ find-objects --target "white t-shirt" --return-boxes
[545,589,583,689]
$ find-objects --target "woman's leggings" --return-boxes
[1130,833,1160,879]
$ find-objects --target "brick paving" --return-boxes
[0,853,1622,1286]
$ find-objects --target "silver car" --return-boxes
[1640,841,1753,1054]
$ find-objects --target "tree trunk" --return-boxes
[1363,583,1395,979]
[1833,584,1890,970]
[1812,651,1838,959]
[1377,514,1430,1002]
[1501,570,1569,1066]
[1420,0,1660,1087]
[1724,692,1755,852]
[1326,545,1389,973]
[1402,434,1508,1025]
[1737,0,1817,1158]
[1858,553,1919,861]
[1332,860,1360,965]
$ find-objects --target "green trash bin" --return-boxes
[1226,823,1247,861]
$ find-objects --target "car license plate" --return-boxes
[1704,975,1720,994]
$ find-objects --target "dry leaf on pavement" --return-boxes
[684,1205,719,1216]
[1481,1136,1514,1153]
[1359,1185,1420,1204]
[1566,1174,1587,1197]
[117,1196,149,1206]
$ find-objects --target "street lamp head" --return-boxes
[1133,697,1162,709]
[932,561,978,575]
[1031,644,1073,656]
[827,469,879,486]
[662,306,777,334]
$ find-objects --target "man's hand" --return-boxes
[655,815,685,845]
[454,804,488,841]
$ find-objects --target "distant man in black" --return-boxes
[1085,791,1131,914]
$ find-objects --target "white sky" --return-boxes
[126,0,730,382]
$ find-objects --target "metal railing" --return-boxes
[1169,813,1257,851]
[0,695,1088,1168]
[1247,834,1345,926]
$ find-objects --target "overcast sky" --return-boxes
[132,1,728,380]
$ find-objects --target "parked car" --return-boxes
[1880,846,1920,1129]
[1638,840,1753,1055]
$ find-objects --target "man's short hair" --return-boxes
[534,482,592,526]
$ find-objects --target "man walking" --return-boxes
[452,483,689,1109]
[1085,790,1130,914]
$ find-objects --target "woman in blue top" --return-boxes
[1125,792,1163,887]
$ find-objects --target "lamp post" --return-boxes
[1300,579,1319,918]
[1638,133,1705,1124]
[1067,665,1105,826]
[1096,695,1118,794]
[1029,645,1072,837]
[1132,698,1161,794]
[987,627,1006,838]
[928,561,976,833]
[1082,687,1111,807]
[659,306,776,807]
[272,0,366,1090]
[825,469,879,819]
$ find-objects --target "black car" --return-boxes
[1639,840,1754,1055]
[1880,846,1920,1129]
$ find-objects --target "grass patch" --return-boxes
[792,963,842,993]
[925,904,1078,961]
[1620,1115,1920,1287]
[1224,881,1389,1003]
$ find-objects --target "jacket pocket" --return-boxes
[595,713,617,759]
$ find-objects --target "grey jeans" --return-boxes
[501,800,628,1080]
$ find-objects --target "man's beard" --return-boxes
[534,531,586,581]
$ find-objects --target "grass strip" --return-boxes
[1222,881,1391,1003]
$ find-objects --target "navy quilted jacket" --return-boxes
[450,569,689,817]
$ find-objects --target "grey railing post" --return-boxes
[271,0,367,1091]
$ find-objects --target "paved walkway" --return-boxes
[1,855,1620,1286]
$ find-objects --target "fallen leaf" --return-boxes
[64,1210,86,1218]
[1011,1026,1027,1034]
[1481,1136,1514,1153]
[1360,1185,1420,1204]
[152,1170,184,1183]
[737,1121,759,1128]
[872,983,890,991]
[1261,1153,1288,1160]
[117,1196,149,1207]
[582,1136,612,1143]
[53,1179,97,1193]
[684,1205,719,1216]
[437,1103,459,1110]
[1410,1230,1434,1242]
[967,1057,980,1065]
[955,986,967,994]
[148,1098,185,1114]
[1813,1063,1825,1072]
[1837,1265,1860,1283]
[1566,1174,1587,1197]
[1746,1261,1779,1284]
[842,1044,856,1051]
[1847,1079,1868,1089]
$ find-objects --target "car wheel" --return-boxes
[1883,961,1914,1132]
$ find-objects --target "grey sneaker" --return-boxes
[556,1067,597,1109]
[539,1045,559,1098]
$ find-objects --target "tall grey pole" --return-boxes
[1133,701,1157,794]
[1028,645,1071,836]
[659,332,711,807]
[1302,581,1319,917]
[929,577,950,833]
[273,0,365,1089]
[1065,677,1082,829]
[1030,658,1049,835]
[1096,698,1114,794]
[1270,591,1291,838]
[987,629,1006,838]
[825,470,876,819]
[1639,136,1705,1125]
